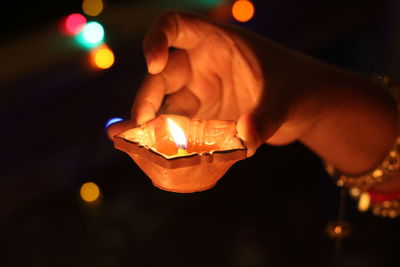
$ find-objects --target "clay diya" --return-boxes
[114,114,247,193]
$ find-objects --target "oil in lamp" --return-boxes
[114,114,247,193]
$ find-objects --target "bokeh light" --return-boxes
[105,117,124,128]
[326,221,351,239]
[83,21,104,44]
[91,45,115,69]
[80,182,100,202]
[82,0,104,17]
[60,13,87,35]
[358,192,371,212]
[232,0,255,23]
[75,21,104,48]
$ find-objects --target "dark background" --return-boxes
[1,0,400,266]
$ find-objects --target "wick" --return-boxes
[177,144,188,156]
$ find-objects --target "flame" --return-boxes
[167,118,187,148]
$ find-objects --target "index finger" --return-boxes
[131,74,166,126]
[132,50,191,125]
[143,11,213,74]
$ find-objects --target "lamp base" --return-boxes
[114,115,247,193]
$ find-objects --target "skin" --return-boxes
[108,11,399,192]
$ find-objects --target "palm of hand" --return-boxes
[113,11,310,154]
[158,22,263,122]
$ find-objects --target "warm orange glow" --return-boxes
[91,45,115,69]
[232,0,255,23]
[372,169,383,178]
[333,226,342,234]
[82,0,104,16]
[80,182,100,202]
[167,118,187,149]
[115,114,247,193]
[358,192,371,212]
[349,187,361,197]
[389,210,397,218]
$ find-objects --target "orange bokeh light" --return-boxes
[90,45,115,69]
[232,0,255,23]
[82,0,104,17]
[80,182,100,202]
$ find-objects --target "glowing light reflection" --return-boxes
[60,13,87,35]
[105,117,124,128]
[83,21,104,43]
[82,0,104,17]
[232,0,255,23]
[80,182,100,203]
[91,45,115,69]
[75,21,104,48]
[358,192,371,212]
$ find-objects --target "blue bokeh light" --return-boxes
[105,117,124,128]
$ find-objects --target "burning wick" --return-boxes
[177,146,188,156]
[167,118,188,156]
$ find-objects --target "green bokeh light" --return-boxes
[74,21,104,49]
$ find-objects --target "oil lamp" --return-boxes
[114,114,247,193]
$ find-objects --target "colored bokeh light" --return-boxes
[83,22,104,44]
[91,45,115,69]
[105,117,124,128]
[75,21,104,48]
[60,13,87,35]
[82,0,104,17]
[232,0,255,23]
[80,182,100,203]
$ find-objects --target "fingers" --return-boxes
[132,50,191,125]
[131,75,166,126]
[106,120,135,141]
[143,11,212,74]
[157,87,200,117]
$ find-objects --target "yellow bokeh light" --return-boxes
[91,45,115,69]
[357,192,371,212]
[372,169,383,178]
[80,182,100,202]
[82,0,104,17]
[232,0,255,23]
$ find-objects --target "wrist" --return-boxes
[300,70,398,175]
[323,75,400,218]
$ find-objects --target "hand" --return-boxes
[108,11,331,156]
[108,10,397,175]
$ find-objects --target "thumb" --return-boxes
[237,107,283,157]
[106,120,135,141]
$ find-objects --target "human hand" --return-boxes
[108,11,397,171]
[108,11,331,156]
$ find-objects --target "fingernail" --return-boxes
[148,61,161,74]
[145,54,155,73]
[146,55,164,74]
[105,117,124,129]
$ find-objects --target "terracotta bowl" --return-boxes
[114,114,247,193]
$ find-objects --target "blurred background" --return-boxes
[1,0,400,266]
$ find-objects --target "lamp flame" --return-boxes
[167,118,187,149]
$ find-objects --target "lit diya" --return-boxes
[114,114,247,193]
